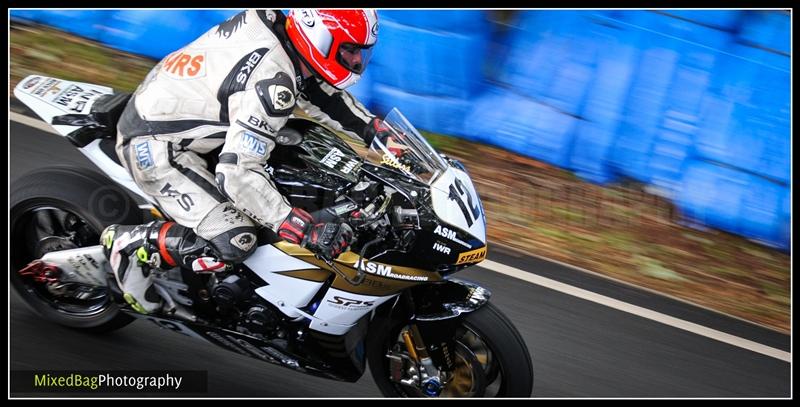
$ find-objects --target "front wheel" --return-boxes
[367,302,533,397]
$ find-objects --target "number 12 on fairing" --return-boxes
[448,178,480,227]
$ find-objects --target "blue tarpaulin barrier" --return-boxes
[661,10,743,31]
[677,160,789,249]
[96,10,234,59]
[371,83,472,138]
[379,10,489,34]
[13,10,114,39]
[369,19,489,99]
[738,10,790,54]
[463,86,578,167]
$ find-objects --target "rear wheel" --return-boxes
[368,302,533,397]
[10,167,143,333]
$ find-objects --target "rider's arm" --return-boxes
[296,79,377,145]
[214,71,295,231]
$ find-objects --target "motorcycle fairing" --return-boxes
[430,166,487,244]
[246,242,435,335]
[13,75,152,203]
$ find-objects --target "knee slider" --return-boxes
[196,203,258,263]
[206,226,257,263]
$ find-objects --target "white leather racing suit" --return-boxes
[116,9,375,259]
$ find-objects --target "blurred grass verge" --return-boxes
[10,22,790,333]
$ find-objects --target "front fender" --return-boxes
[411,278,491,322]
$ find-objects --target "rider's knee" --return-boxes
[196,202,258,263]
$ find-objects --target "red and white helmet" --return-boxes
[286,9,378,90]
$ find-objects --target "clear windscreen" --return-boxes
[365,108,448,184]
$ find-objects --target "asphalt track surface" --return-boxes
[9,118,791,398]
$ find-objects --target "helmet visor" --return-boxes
[336,42,374,74]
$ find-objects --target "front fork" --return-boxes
[394,319,461,396]
[388,279,491,396]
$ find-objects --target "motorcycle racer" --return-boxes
[101,9,392,314]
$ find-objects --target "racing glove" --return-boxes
[278,208,353,259]
[277,207,314,244]
[364,117,410,158]
[303,222,354,261]
[363,117,391,147]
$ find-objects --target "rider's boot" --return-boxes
[100,221,227,314]
[100,221,163,314]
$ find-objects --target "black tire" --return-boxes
[10,166,142,333]
[367,302,534,397]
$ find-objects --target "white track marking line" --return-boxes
[479,260,790,362]
[10,111,58,134]
[10,113,789,362]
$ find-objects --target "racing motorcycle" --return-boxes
[11,75,533,397]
